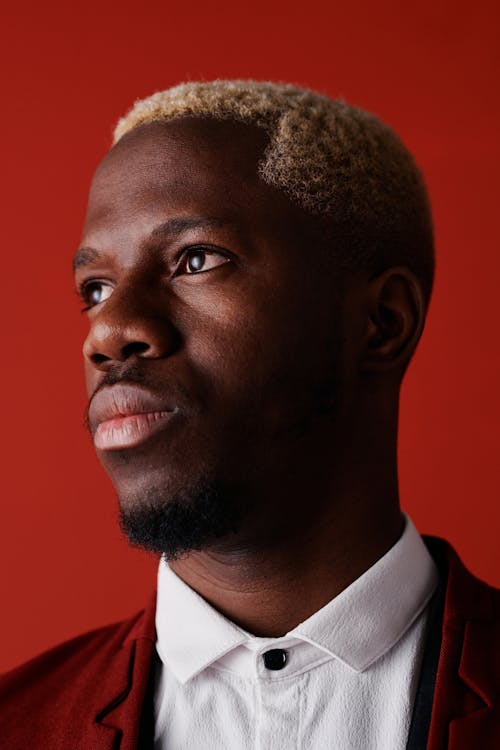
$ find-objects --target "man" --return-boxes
[1,81,498,749]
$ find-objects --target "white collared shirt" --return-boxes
[153,514,438,749]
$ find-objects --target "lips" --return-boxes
[88,384,177,451]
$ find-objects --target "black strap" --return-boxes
[136,648,161,749]
[405,538,447,750]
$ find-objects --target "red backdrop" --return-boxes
[1,0,498,672]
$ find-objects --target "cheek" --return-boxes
[187,289,342,430]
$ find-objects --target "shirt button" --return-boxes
[263,649,288,670]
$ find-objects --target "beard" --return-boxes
[118,477,249,560]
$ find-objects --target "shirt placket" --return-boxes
[254,650,305,750]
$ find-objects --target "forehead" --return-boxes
[83,119,304,240]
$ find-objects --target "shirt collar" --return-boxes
[290,514,438,671]
[155,513,438,683]
[155,560,248,683]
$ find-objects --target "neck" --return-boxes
[169,478,403,637]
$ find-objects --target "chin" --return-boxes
[116,474,249,559]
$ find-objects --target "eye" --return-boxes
[80,280,113,310]
[178,247,230,275]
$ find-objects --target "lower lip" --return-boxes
[94,411,175,450]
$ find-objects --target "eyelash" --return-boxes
[175,245,228,275]
[77,280,109,313]
[77,245,230,312]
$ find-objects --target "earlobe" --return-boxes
[361,267,426,373]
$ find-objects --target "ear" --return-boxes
[361,267,426,373]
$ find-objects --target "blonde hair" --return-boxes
[113,80,434,302]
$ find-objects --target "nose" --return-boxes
[83,283,179,369]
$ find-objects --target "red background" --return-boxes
[1,0,498,672]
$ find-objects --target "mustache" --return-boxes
[84,363,190,432]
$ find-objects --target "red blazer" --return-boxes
[1,537,499,749]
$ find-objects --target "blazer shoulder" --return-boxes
[0,608,145,704]
[425,534,500,624]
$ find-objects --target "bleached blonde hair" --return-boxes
[113,80,434,303]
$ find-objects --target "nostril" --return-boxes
[90,352,110,365]
[122,341,151,359]
[87,341,154,367]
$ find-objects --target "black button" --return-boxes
[263,649,288,670]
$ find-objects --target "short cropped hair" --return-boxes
[114,80,435,305]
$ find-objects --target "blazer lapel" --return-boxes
[426,541,499,749]
[447,615,499,747]
[80,590,157,750]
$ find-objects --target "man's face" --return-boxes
[77,119,357,557]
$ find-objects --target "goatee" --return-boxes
[118,480,247,559]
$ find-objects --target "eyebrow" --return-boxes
[72,216,237,272]
[73,247,100,271]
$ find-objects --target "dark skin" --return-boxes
[77,118,426,637]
